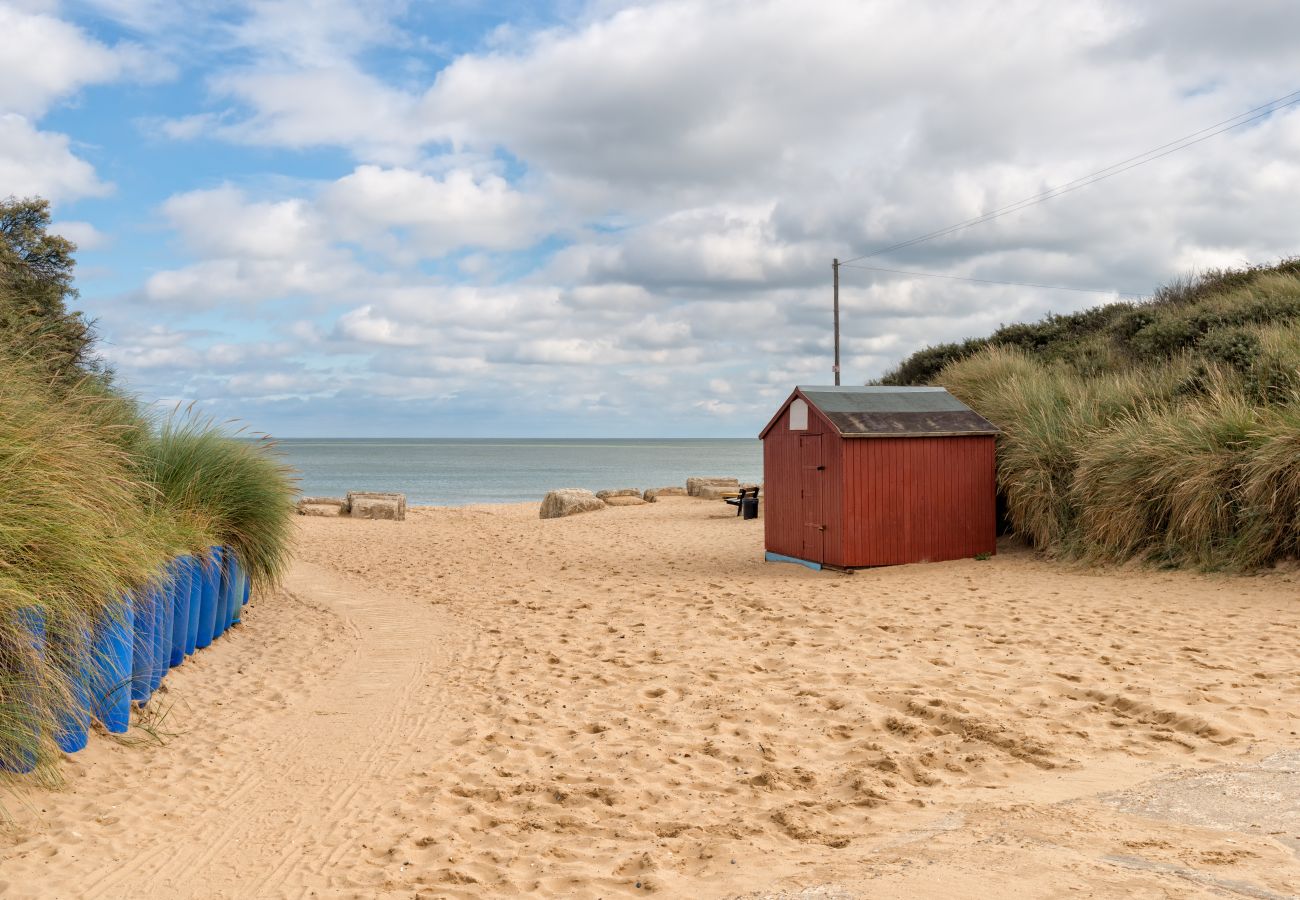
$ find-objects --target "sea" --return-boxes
[277,438,763,506]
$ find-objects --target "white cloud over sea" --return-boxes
[3,0,1300,435]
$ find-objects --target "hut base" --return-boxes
[763,551,822,571]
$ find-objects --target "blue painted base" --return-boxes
[764,551,822,571]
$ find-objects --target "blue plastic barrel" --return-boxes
[213,550,230,639]
[169,557,191,667]
[156,573,174,684]
[219,548,237,633]
[91,595,133,733]
[54,620,93,754]
[148,583,166,693]
[1,607,47,773]
[130,588,155,704]
[231,557,245,624]
[242,565,251,607]
[184,555,202,655]
[223,549,238,630]
[195,547,222,649]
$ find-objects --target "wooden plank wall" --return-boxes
[762,402,844,561]
[841,435,996,566]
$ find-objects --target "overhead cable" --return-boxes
[840,89,1300,265]
[838,263,1142,296]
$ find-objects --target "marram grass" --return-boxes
[138,411,298,591]
[0,360,296,787]
[924,261,1300,571]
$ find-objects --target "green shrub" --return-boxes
[1198,327,1261,372]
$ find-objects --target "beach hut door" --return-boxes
[799,435,825,563]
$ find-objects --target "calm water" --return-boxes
[277,438,763,506]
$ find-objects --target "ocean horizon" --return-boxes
[276,437,763,506]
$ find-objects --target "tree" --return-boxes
[0,195,98,381]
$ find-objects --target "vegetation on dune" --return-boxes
[140,414,298,590]
[0,196,296,783]
[884,259,1300,570]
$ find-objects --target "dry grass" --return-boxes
[0,361,295,785]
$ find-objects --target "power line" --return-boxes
[838,263,1142,296]
[840,89,1300,265]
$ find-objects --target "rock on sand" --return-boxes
[643,487,687,502]
[348,491,407,521]
[687,476,739,497]
[603,495,646,507]
[540,488,607,519]
[297,497,348,517]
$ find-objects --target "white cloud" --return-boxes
[73,0,1300,435]
[231,0,406,66]
[322,165,547,255]
[205,65,426,164]
[50,219,108,250]
[0,5,147,117]
[0,114,110,201]
[143,257,360,305]
[161,185,326,260]
[0,5,163,205]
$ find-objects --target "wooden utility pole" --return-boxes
[832,257,841,385]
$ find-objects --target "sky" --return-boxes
[3,0,1299,437]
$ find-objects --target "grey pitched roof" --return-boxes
[793,385,999,438]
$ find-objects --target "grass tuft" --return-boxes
[139,411,298,590]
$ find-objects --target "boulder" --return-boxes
[351,497,403,520]
[297,496,347,515]
[643,486,687,502]
[347,491,406,521]
[298,503,345,517]
[686,476,739,497]
[596,488,642,500]
[697,483,742,500]
[603,495,646,507]
[540,489,607,519]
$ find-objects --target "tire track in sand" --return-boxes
[79,559,466,899]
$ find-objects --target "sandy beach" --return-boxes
[2,497,1298,898]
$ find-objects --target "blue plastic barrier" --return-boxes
[231,558,246,624]
[5,547,253,771]
[214,553,231,639]
[1,607,47,773]
[224,554,241,629]
[91,595,133,733]
[148,583,166,693]
[222,552,239,630]
[184,555,202,655]
[169,558,191,667]
[195,547,222,649]
[130,588,155,704]
[54,622,92,754]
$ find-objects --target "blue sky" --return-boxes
[4,1,1300,436]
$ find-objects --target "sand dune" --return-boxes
[2,497,1298,897]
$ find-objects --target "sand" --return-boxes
[1,496,1298,898]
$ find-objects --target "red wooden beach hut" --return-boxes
[759,386,998,569]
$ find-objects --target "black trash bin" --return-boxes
[741,496,759,520]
